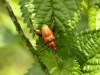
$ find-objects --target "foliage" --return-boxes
[2,0,100,75]
[18,0,100,75]
[0,0,34,75]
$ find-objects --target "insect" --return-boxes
[41,24,57,54]
[29,18,61,54]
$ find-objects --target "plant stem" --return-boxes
[2,0,50,75]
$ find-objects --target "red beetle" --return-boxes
[29,18,58,54]
[41,25,56,43]
[41,25,57,53]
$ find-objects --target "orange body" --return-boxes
[41,25,57,53]
[49,42,56,53]
[42,25,55,43]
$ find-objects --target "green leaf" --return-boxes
[54,58,82,75]
[0,26,20,47]
[71,29,100,74]
[39,49,59,75]
[82,54,100,75]
[25,63,45,75]
[19,0,82,74]
[88,4,100,30]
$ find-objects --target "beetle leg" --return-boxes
[29,18,42,37]
[50,14,55,32]
[36,42,46,46]
[51,21,55,32]
[57,45,66,49]
[56,30,62,39]
[40,45,49,52]
[50,14,53,20]
[33,29,41,37]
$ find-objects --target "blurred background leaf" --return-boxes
[0,0,41,75]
